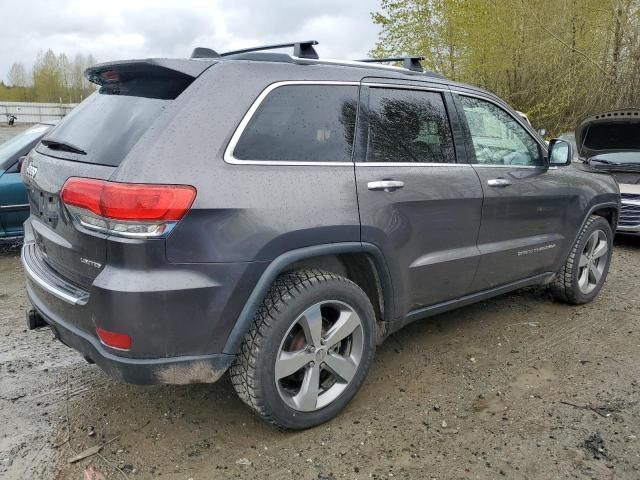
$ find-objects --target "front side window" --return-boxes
[365,88,455,163]
[233,85,358,162]
[459,96,542,166]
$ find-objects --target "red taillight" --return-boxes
[60,177,196,238]
[100,70,120,83]
[60,178,103,216]
[96,327,132,350]
[61,177,196,221]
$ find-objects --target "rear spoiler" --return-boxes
[85,58,217,86]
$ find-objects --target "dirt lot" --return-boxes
[1,235,639,480]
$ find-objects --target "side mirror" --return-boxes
[548,139,572,166]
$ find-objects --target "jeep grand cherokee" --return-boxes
[21,41,619,429]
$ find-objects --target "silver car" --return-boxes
[575,109,640,234]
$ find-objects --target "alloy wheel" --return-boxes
[275,300,364,412]
[577,229,609,294]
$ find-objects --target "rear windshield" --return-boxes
[584,122,640,151]
[38,75,190,166]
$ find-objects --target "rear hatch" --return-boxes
[23,58,213,289]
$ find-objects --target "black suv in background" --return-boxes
[21,41,619,429]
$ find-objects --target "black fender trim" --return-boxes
[556,200,619,272]
[575,201,619,245]
[222,242,394,354]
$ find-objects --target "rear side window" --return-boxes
[365,88,455,163]
[38,73,193,167]
[233,85,358,163]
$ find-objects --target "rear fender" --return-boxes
[222,242,394,354]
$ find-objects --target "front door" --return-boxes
[454,93,570,290]
[355,84,484,318]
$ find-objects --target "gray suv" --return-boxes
[21,41,620,429]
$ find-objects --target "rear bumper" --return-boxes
[21,228,265,384]
[28,291,234,384]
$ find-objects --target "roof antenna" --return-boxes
[191,47,220,59]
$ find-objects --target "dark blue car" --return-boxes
[0,122,55,238]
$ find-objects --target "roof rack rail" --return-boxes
[221,40,319,59]
[356,56,425,72]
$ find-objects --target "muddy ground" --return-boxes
[1,236,639,480]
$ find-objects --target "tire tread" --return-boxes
[550,215,611,304]
[230,269,358,427]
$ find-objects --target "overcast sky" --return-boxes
[0,0,383,83]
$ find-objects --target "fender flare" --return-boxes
[579,201,619,234]
[562,201,619,262]
[222,242,394,354]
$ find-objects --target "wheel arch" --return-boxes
[560,201,619,265]
[222,242,394,354]
[591,205,619,231]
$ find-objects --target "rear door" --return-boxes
[22,62,205,288]
[454,92,569,290]
[355,81,483,318]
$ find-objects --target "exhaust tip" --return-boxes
[26,309,48,330]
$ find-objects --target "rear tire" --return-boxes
[550,215,613,304]
[230,269,376,429]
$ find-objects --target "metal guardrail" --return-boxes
[1,101,78,124]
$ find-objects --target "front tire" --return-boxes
[551,215,613,304]
[230,269,376,429]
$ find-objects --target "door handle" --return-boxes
[367,180,404,192]
[487,178,511,187]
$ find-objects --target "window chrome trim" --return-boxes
[362,82,448,93]
[223,80,360,166]
[472,164,546,170]
[355,162,470,168]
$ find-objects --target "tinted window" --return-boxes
[233,85,358,162]
[365,88,455,163]
[38,75,190,167]
[460,96,541,166]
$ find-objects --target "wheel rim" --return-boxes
[577,229,609,294]
[275,300,364,412]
